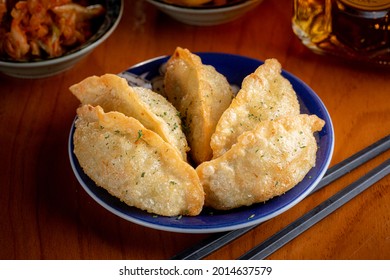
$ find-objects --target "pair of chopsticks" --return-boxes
[172,134,390,260]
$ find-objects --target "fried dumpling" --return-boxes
[210,58,300,158]
[73,105,204,216]
[196,114,325,210]
[164,47,234,164]
[69,74,189,161]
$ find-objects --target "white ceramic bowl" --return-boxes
[146,0,262,26]
[0,0,123,79]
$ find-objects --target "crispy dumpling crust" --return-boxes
[73,105,204,216]
[196,114,325,210]
[210,58,300,158]
[69,74,189,161]
[164,47,234,164]
[69,53,326,216]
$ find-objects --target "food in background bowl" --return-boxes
[160,0,247,7]
[0,0,123,78]
[145,0,262,26]
[0,0,105,61]
[160,0,211,6]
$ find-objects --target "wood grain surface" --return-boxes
[1,0,389,260]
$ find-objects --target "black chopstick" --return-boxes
[238,158,390,260]
[172,225,257,260]
[315,134,390,192]
[171,134,390,260]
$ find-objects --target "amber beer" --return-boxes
[292,0,390,66]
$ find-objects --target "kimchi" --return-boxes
[0,0,105,61]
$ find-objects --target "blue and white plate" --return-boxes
[68,53,334,233]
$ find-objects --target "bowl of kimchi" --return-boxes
[0,0,123,78]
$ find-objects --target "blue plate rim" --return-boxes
[68,53,334,233]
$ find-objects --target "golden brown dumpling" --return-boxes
[210,58,300,158]
[69,74,189,161]
[164,47,234,164]
[196,114,325,210]
[73,105,204,216]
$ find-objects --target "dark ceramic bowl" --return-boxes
[0,0,123,78]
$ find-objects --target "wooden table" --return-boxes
[1,0,389,260]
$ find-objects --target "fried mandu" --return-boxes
[69,74,189,161]
[73,105,204,216]
[210,58,300,158]
[164,47,234,164]
[196,114,325,210]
